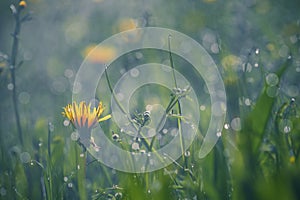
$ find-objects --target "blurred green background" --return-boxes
[1,0,300,199]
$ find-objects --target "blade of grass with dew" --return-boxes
[244,59,292,156]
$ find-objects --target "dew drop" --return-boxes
[64,177,68,182]
[284,126,291,133]
[200,105,206,111]
[255,48,260,55]
[63,119,70,127]
[68,183,73,188]
[266,73,279,86]
[20,152,31,163]
[80,153,84,158]
[162,129,168,134]
[48,122,54,132]
[112,133,120,141]
[130,68,140,77]
[135,52,143,60]
[64,69,74,78]
[184,151,191,157]
[244,98,251,106]
[18,92,30,104]
[231,117,241,131]
[224,123,230,129]
[279,120,293,134]
[131,142,140,151]
[71,132,79,141]
[216,131,222,137]
[7,83,14,90]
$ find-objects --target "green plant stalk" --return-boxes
[10,4,23,145]
[75,144,87,200]
[44,122,53,200]
[168,36,186,168]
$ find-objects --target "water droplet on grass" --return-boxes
[64,69,74,78]
[279,120,293,134]
[231,117,241,131]
[130,68,139,77]
[200,105,206,111]
[63,119,70,126]
[71,132,79,141]
[18,92,30,104]
[266,73,279,86]
[184,151,191,157]
[132,142,140,151]
[20,152,31,163]
[162,128,168,134]
[244,98,251,106]
[224,123,230,129]
[7,83,14,90]
[284,126,291,133]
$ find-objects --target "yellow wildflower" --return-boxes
[62,101,111,130]
[19,1,27,8]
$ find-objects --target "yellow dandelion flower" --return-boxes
[19,1,27,8]
[62,101,111,130]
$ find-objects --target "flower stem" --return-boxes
[10,4,23,145]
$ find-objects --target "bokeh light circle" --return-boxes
[72,27,226,172]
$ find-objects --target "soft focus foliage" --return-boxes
[0,0,300,199]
